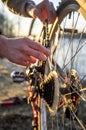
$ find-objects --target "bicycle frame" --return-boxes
[76,0,86,19]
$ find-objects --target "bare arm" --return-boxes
[1,0,35,17]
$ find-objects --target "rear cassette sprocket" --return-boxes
[40,71,60,116]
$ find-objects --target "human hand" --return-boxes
[0,36,50,66]
[27,0,56,24]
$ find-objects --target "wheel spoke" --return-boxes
[63,40,86,70]
[68,105,86,130]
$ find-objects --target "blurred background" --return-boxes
[0,0,60,37]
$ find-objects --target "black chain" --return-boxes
[43,19,50,48]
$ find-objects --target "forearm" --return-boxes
[0,35,7,57]
[1,0,36,17]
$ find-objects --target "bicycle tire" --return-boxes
[45,0,86,130]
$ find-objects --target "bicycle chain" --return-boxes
[43,19,50,48]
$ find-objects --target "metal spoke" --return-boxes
[62,13,80,69]
[63,40,86,70]
[68,105,86,130]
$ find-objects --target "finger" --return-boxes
[49,2,56,23]
[40,0,51,23]
[11,54,35,66]
[25,61,31,66]
[46,2,56,24]
[21,55,37,65]
[29,56,37,63]
[11,59,31,67]
[24,56,37,66]
[24,46,47,61]
[34,8,45,24]
[25,38,51,56]
[35,1,50,24]
[25,55,37,64]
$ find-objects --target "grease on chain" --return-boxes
[43,19,50,48]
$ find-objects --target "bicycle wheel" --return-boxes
[41,0,86,130]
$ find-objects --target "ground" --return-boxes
[0,58,33,130]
